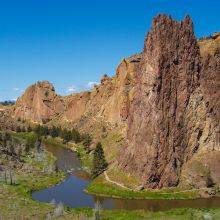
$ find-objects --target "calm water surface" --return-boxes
[32,144,220,211]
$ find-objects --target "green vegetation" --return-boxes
[43,136,66,148]
[0,141,65,219]
[86,175,199,200]
[33,124,83,144]
[101,129,123,162]
[1,128,220,219]
[0,100,15,106]
[81,133,92,150]
[51,207,220,220]
[98,208,220,220]
[75,144,94,172]
[92,142,108,178]
[13,124,90,147]
[106,168,140,189]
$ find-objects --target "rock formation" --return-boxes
[5,15,220,189]
[119,15,220,188]
[13,81,64,123]
[12,55,140,131]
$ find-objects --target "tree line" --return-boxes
[2,124,108,179]
[0,100,15,106]
[33,125,92,146]
[14,124,92,146]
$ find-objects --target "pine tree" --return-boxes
[92,142,107,178]
[71,128,80,143]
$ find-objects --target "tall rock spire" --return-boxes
[119,14,202,188]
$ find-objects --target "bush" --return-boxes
[34,125,49,137]
[49,126,60,138]
[25,133,37,152]
[81,134,92,147]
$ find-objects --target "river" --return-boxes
[32,143,220,211]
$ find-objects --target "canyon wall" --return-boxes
[9,15,220,189]
[119,15,220,188]
[13,54,141,133]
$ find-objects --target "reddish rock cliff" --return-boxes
[118,15,220,188]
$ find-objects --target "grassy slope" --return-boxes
[198,33,220,57]
[0,150,65,219]
[99,209,220,220]
[86,175,200,200]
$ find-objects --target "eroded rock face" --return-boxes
[12,54,140,130]
[118,15,220,188]
[13,81,64,123]
[61,54,140,136]
[179,34,220,189]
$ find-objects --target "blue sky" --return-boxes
[0,0,219,101]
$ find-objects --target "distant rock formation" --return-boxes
[13,81,64,123]
[12,55,140,131]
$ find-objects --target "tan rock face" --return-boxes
[59,55,140,142]
[13,81,64,123]
[63,92,90,122]
[13,54,140,129]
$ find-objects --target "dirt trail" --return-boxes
[104,171,132,190]
[104,171,210,195]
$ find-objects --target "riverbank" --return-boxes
[1,134,220,219]
[67,208,220,220]
[43,137,220,201]
[0,132,93,219]
[0,149,65,219]
[86,170,220,200]
[86,175,199,200]
[1,160,220,220]
[43,136,94,173]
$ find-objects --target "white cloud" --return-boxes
[66,86,77,94]
[86,81,98,89]
[13,88,24,93]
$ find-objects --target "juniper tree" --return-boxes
[92,142,107,178]
[50,126,59,138]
